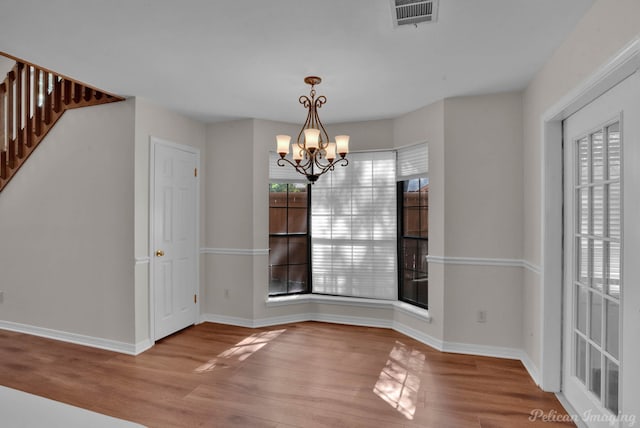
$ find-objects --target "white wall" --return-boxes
[0,100,136,344]
[133,97,207,345]
[522,0,640,375]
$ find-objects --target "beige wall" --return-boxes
[0,100,135,343]
[133,97,207,344]
[443,93,523,259]
[443,266,523,347]
[393,102,447,342]
[393,102,446,340]
[393,102,444,149]
[326,119,394,152]
[203,119,255,319]
[438,92,524,347]
[386,94,525,348]
[522,0,640,371]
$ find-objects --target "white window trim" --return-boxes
[540,36,640,392]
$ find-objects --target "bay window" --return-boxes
[268,143,428,308]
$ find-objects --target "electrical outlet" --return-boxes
[0,291,4,303]
[224,289,230,298]
[477,310,487,323]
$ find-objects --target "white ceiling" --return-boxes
[0,0,595,124]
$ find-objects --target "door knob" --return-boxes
[156,250,165,257]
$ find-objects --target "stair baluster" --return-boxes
[0,55,124,192]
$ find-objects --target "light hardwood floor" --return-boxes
[0,322,575,427]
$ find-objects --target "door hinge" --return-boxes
[194,294,197,304]
[194,167,198,177]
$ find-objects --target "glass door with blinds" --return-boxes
[562,71,640,426]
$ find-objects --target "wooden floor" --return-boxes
[0,322,575,428]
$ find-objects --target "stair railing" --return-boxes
[0,54,123,192]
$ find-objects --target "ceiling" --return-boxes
[0,0,595,124]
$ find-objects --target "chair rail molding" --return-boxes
[200,247,269,256]
[427,255,541,274]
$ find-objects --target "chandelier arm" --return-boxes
[314,96,330,149]
[297,95,316,147]
[314,156,348,176]
[316,157,349,181]
[334,158,349,168]
[299,95,311,109]
[276,157,297,169]
[313,152,332,170]
[277,156,312,177]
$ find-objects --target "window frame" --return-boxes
[397,177,429,310]
[268,182,312,296]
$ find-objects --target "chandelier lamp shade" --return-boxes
[276,76,349,183]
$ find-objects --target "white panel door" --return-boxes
[563,71,640,427]
[152,140,198,340]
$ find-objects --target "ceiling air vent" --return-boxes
[391,0,438,27]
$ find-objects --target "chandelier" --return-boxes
[275,76,349,183]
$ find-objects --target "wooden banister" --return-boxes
[0,50,122,100]
[0,53,124,192]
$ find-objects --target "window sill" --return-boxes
[265,294,431,323]
[394,301,432,322]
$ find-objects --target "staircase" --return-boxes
[0,54,124,192]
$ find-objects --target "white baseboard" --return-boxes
[199,313,256,328]
[442,340,523,360]
[200,312,393,329]
[199,311,540,387]
[134,339,154,355]
[392,321,444,350]
[310,313,393,329]
[519,351,541,386]
[253,313,311,327]
[0,320,139,355]
[555,392,588,428]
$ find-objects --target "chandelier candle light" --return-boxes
[276,76,349,183]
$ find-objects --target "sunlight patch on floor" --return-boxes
[194,329,286,373]
[373,340,425,420]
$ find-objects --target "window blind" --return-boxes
[269,151,307,182]
[397,143,428,181]
[311,151,397,300]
